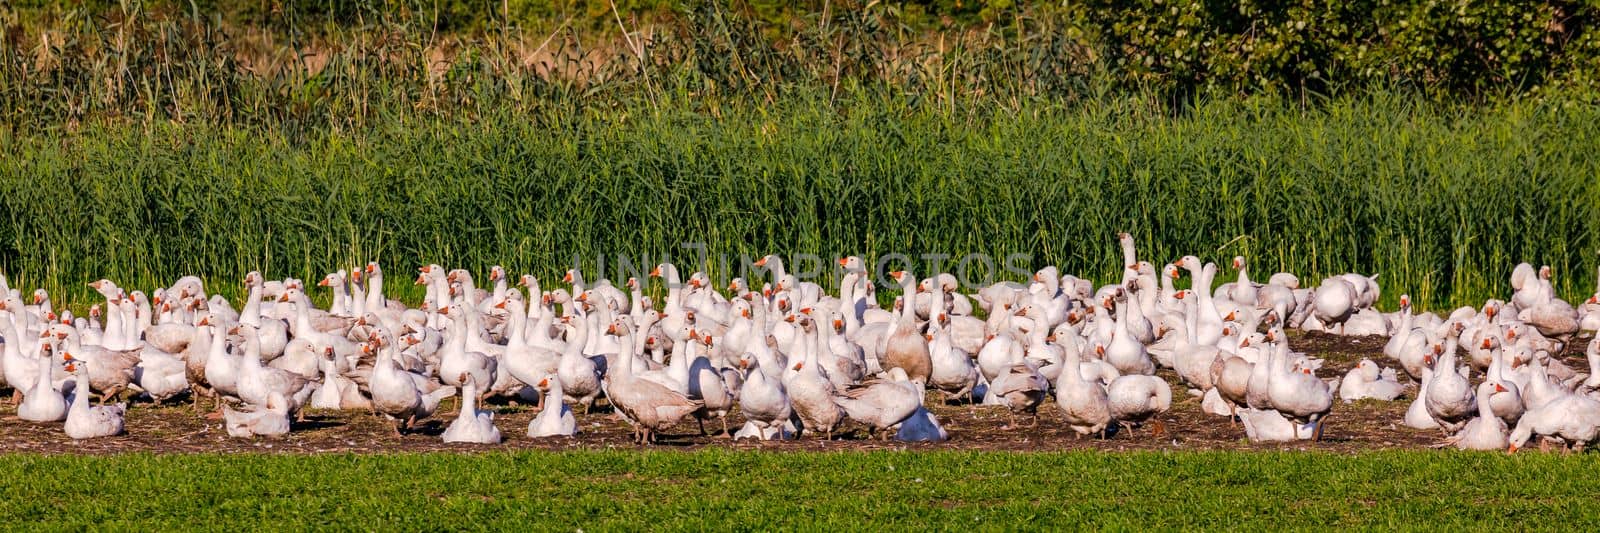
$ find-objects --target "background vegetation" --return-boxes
[2,1,1598,309]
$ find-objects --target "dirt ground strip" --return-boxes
[0,332,1579,455]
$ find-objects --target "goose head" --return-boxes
[87,279,121,300]
[888,270,915,289]
[1174,256,1203,275]
[1033,266,1060,284]
[1357,359,1381,380]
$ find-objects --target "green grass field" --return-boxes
[1,450,1593,528]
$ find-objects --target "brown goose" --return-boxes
[605,320,702,444]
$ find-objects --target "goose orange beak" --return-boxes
[836,258,848,267]
[754,257,769,267]
[650,266,662,278]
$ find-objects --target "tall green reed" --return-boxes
[1,90,1596,311]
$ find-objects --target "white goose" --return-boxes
[528,375,578,438]
[61,355,126,439]
[223,391,291,438]
[1508,391,1600,453]
[1054,344,1111,438]
[1424,335,1475,434]
[441,373,503,444]
[1338,359,1407,402]
[1107,373,1171,437]
[734,353,792,441]
[783,316,845,440]
[1403,366,1439,430]
[836,367,923,440]
[436,305,498,391]
[17,347,66,422]
[1103,289,1154,376]
[1264,336,1333,439]
[1447,381,1508,451]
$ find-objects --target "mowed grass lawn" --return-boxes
[0,450,1590,528]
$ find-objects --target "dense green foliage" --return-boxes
[5,0,1600,136]
[2,91,1597,309]
[1,450,1596,528]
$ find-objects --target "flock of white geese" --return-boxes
[3,234,1600,452]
